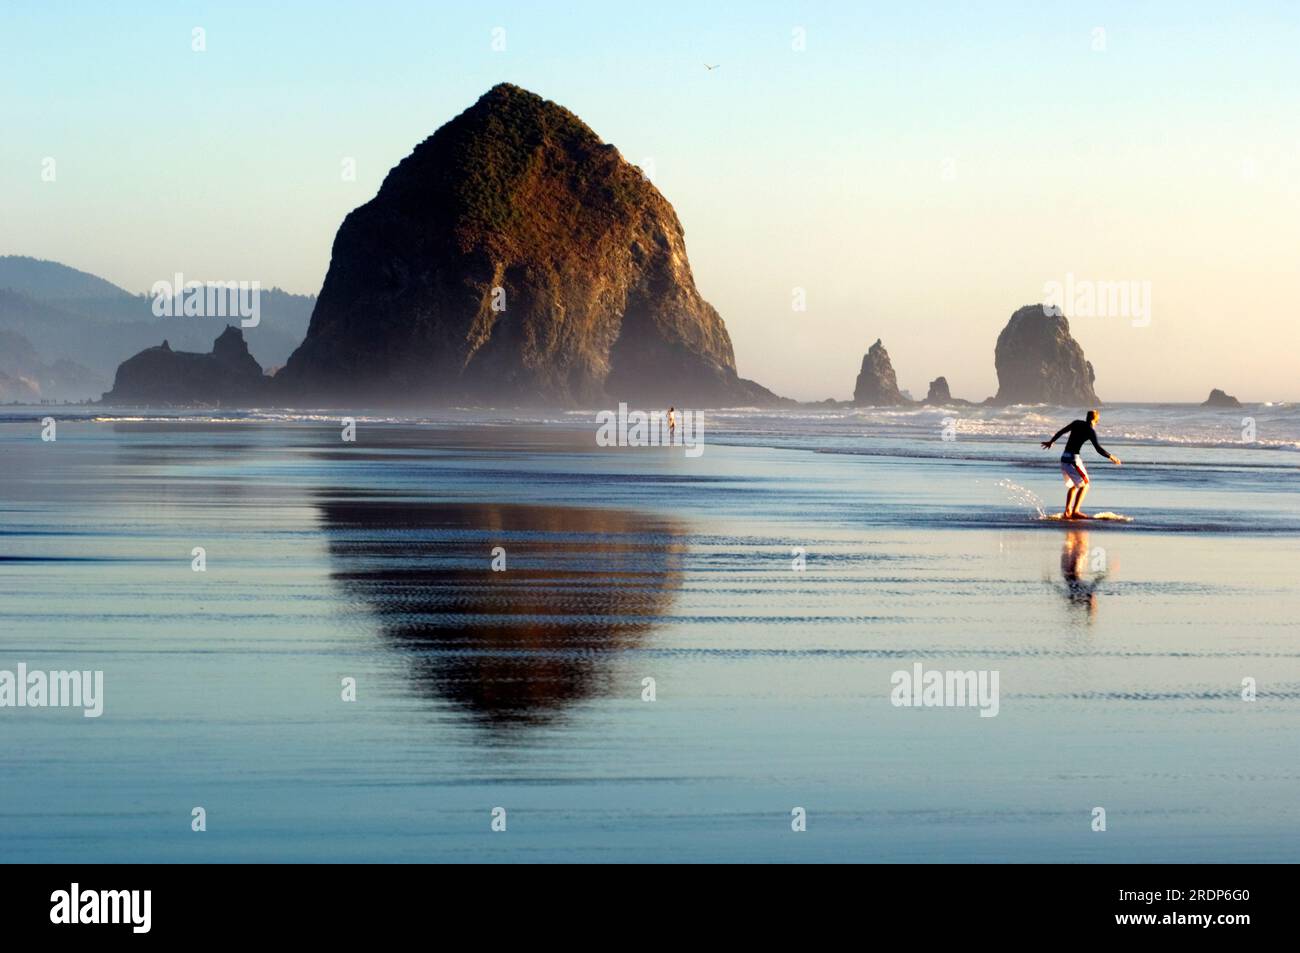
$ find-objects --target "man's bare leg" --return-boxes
[1073,482,1091,518]
[1064,486,1079,518]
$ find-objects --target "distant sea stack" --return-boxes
[924,376,951,403]
[993,304,1099,405]
[0,369,40,403]
[275,84,778,408]
[1202,388,1242,408]
[852,340,908,406]
[103,326,267,404]
[0,347,104,402]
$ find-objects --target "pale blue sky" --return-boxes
[3,1,1298,400]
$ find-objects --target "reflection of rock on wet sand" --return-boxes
[317,499,686,728]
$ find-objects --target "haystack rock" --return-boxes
[993,304,1099,405]
[853,339,908,406]
[1202,388,1242,408]
[275,84,778,407]
[103,326,267,404]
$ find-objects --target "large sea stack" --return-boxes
[993,304,1099,405]
[853,339,908,406]
[275,84,776,407]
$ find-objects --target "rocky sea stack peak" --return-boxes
[1202,388,1242,408]
[274,83,777,407]
[925,376,951,403]
[993,304,1099,405]
[853,339,908,406]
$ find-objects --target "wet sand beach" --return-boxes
[1,409,1297,861]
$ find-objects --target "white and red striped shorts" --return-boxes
[1060,453,1089,487]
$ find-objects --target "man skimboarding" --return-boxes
[1041,410,1121,519]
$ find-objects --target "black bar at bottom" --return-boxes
[2,863,1285,940]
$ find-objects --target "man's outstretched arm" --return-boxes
[1090,431,1121,465]
[1041,424,1071,449]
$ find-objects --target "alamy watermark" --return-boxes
[1043,272,1151,327]
[150,272,260,327]
[0,663,103,717]
[595,403,704,457]
[890,662,1000,717]
[50,883,150,933]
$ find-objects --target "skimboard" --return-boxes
[1042,511,1133,523]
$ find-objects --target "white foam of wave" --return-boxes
[20,402,1300,453]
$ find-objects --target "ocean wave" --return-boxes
[5,403,1299,453]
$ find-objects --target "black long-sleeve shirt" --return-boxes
[1051,420,1109,457]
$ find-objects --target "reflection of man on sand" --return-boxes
[1059,529,1106,616]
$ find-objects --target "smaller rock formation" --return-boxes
[930,377,977,408]
[923,375,974,406]
[1202,388,1242,408]
[103,326,268,405]
[853,339,909,406]
[925,376,975,407]
[925,376,951,403]
[993,304,1099,405]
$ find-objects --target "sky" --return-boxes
[2,1,1298,402]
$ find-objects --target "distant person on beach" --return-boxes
[667,407,676,442]
[1041,410,1121,519]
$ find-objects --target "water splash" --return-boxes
[995,479,1046,519]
